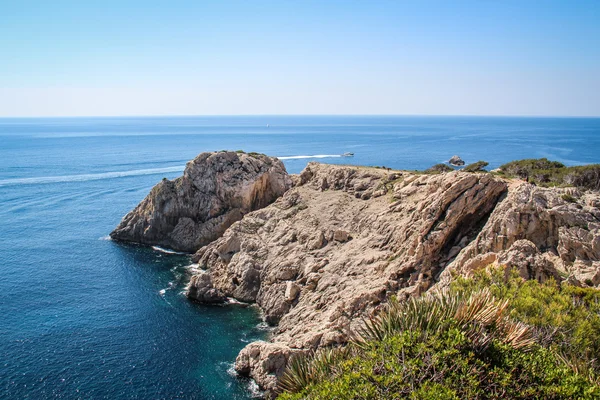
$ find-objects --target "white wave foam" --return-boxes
[225,363,237,378]
[0,166,185,187]
[98,235,112,241]
[152,246,187,255]
[226,297,249,305]
[255,321,274,331]
[159,289,167,296]
[247,380,263,398]
[277,154,342,160]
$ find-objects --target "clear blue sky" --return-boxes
[1,0,599,117]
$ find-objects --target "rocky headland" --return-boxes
[111,151,600,396]
[110,151,291,252]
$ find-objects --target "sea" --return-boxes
[1,115,599,399]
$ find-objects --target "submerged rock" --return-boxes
[110,151,292,252]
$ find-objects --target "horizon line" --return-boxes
[1,113,600,119]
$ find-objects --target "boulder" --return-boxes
[235,341,295,393]
[186,270,226,303]
[449,155,465,166]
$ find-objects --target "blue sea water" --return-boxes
[1,115,599,399]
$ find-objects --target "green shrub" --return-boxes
[561,193,577,203]
[500,158,565,176]
[498,158,600,190]
[424,163,454,174]
[451,268,600,377]
[463,160,489,173]
[277,269,600,399]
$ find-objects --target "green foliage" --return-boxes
[463,160,489,173]
[451,268,600,380]
[561,193,577,203]
[500,158,566,175]
[235,149,246,153]
[279,329,597,399]
[277,270,600,399]
[424,163,454,174]
[498,158,600,190]
[355,289,533,352]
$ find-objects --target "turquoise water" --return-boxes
[1,116,599,399]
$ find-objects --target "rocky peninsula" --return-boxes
[111,151,600,396]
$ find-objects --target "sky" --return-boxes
[0,0,599,117]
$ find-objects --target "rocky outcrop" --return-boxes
[449,155,465,166]
[188,163,507,391]
[439,182,600,286]
[110,151,292,252]
[114,153,600,394]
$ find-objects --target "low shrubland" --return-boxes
[277,268,600,399]
[498,158,600,190]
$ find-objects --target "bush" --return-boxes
[424,163,454,174]
[277,269,600,399]
[463,161,489,173]
[451,268,600,379]
[500,158,565,177]
[498,158,600,190]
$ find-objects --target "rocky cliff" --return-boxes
[186,162,600,394]
[113,153,600,395]
[110,151,291,252]
[439,183,600,286]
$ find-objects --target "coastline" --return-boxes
[110,151,600,396]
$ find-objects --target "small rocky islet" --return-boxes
[111,151,600,397]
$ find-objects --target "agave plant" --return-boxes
[278,347,351,394]
[355,288,535,352]
[279,288,536,395]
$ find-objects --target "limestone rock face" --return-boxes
[136,157,600,394]
[110,151,292,252]
[440,183,600,286]
[188,163,507,391]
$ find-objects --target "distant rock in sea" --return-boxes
[110,151,292,252]
[449,155,465,166]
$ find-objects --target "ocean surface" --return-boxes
[1,115,599,399]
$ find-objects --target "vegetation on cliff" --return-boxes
[498,158,600,190]
[277,268,600,399]
[424,163,454,174]
[463,160,489,173]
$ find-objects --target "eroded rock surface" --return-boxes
[440,182,600,286]
[110,151,292,252]
[115,154,600,394]
[188,163,507,391]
